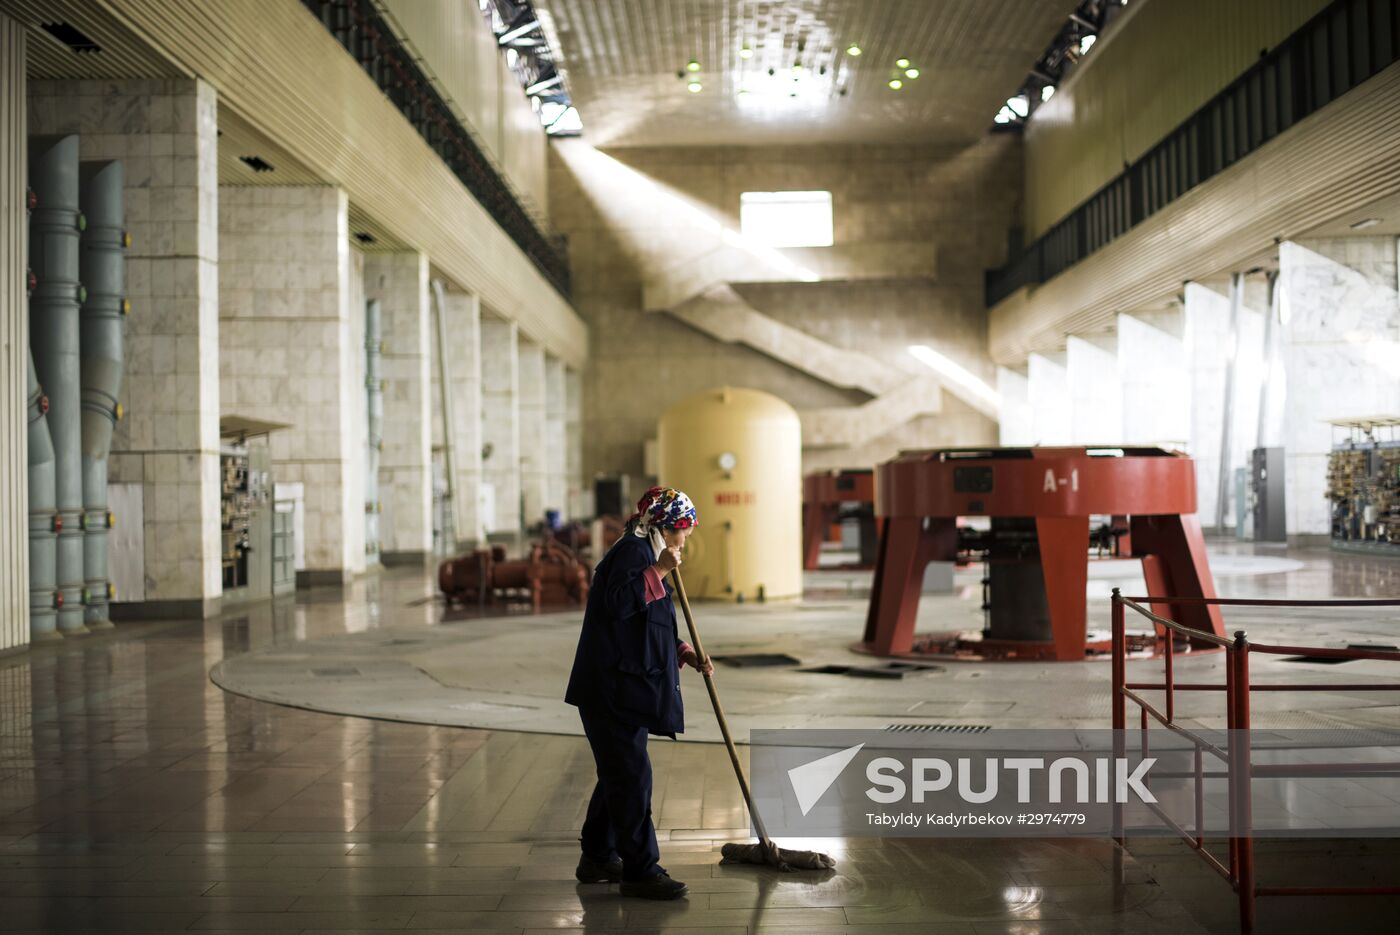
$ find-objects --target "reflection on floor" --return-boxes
[0,541,1395,933]
[212,544,1400,739]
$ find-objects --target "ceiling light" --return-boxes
[846,45,862,56]
[1350,217,1381,230]
[888,78,903,90]
[895,57,910,68]
[545,106,582,135]
[687,80,703,93]
[904,67,920,79]
[1079,34,1097,53]
[739,45,754,59]
[1041,85,1056,102]
[497,19,539,45]
[1007,95,1029,117]
[524,75,562,96]
[686,60,701,72]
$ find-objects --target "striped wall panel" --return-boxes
[990,61,1400,365]
[0,13,28,652]
[77,0,585,368]
[379,0,549,222]
[1024,0,1334,239]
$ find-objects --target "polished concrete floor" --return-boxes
[1,541,1397,933]
[212,546,1400,738]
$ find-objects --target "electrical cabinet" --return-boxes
[1327,419,1400,556]
[1251,447,1286,542]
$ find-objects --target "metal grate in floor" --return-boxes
[802,662,943,679]
[712,653,801,667]
[310,667,362,677]
[885,723,990,733]
[1283,643,1398,665]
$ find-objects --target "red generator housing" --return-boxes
[803,469,879,570]
[860,447,1225,661]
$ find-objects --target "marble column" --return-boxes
[366,252,431,563]
[1279,237,1400,535]
[1027,352,1071,445]
[544,355,567,521]
[1117,311,1190,448]
[480,316,520,535]
[1184,282,1264,528]
[31,78,223,618]
[430,286,483,548]
[347,248,370,563]
[517,339,547,529]
[219,186,363,584]
[0,14,27,650]
[1066,335,1120,445]
[564,365,583,519]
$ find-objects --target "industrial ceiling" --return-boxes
[533,0,1080,147]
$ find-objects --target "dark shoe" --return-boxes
[619,872,688,900]
[575,854,624,883]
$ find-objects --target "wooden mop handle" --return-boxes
[671,569,773,847]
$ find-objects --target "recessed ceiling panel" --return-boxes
[535,0,1078,146]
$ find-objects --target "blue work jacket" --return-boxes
[565,533,686,737]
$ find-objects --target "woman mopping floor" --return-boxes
[564,486,712,900]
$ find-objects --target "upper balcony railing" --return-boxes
[302,0,571,299]
[986,0,1399,308]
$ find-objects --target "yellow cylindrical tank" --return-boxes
[658,387,802,601]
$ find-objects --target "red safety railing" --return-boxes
[1110,589,1400,934]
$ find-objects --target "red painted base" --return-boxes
[863,448,1227,662]
[851,631,1222,663]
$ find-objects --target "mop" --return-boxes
[670,569,836,872]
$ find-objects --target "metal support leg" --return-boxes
[862,517,953,655]
[1036,515,1091,661]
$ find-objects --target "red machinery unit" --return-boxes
[860,447,1225,661]
[439,540,589,612]
[803,469,878,570]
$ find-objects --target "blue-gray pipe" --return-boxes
[28,135,88,636]
[27,350,60,643]
[79,160,125,629]
[365,298,383,559]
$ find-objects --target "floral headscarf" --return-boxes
[628,486,698,533]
